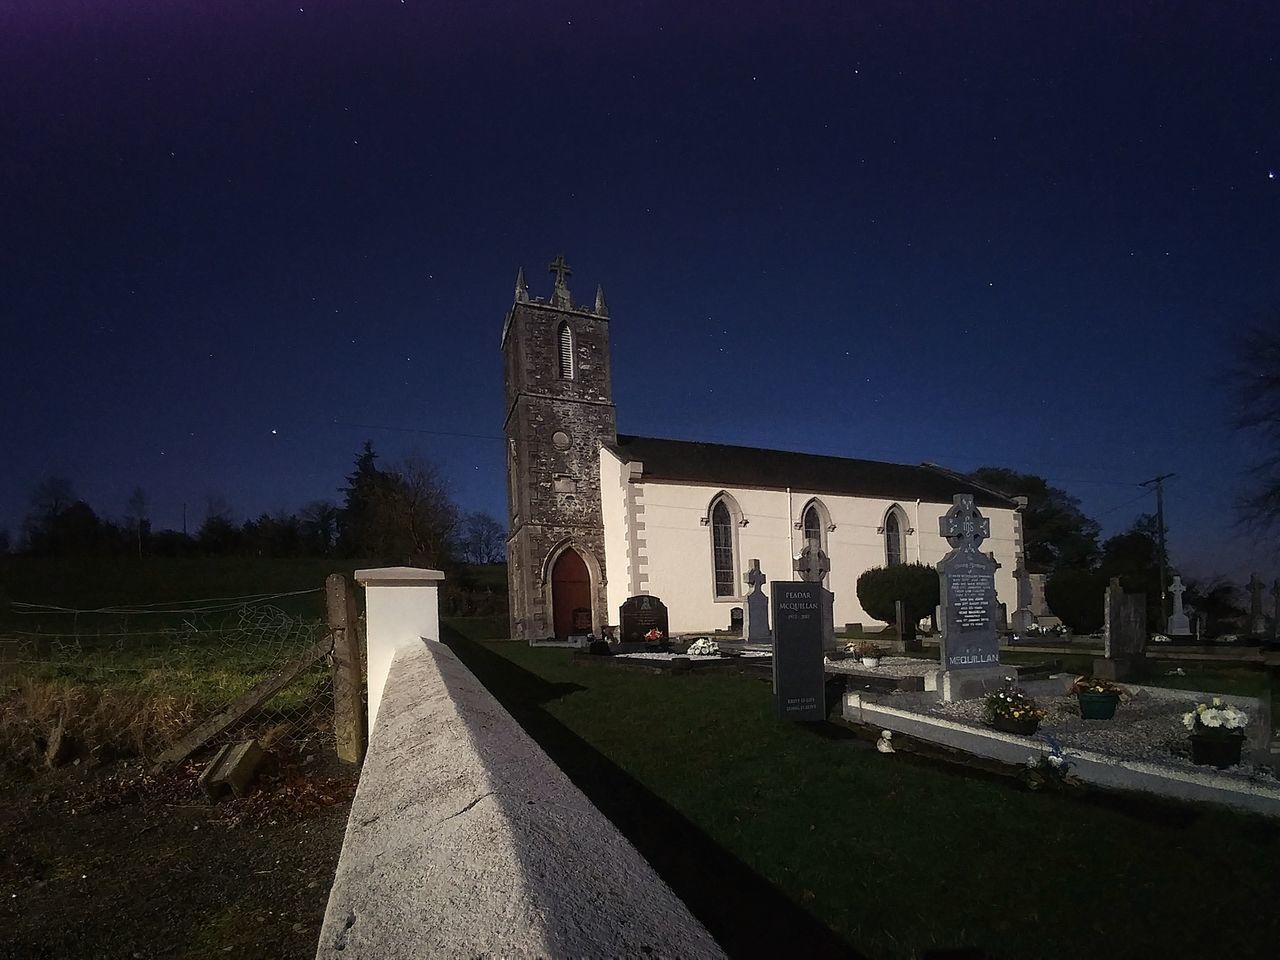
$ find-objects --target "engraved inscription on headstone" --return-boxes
[937,495,1000,671]
[771,581,825,721]
[619,594,670,644]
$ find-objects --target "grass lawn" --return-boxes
[448,635,1280,960]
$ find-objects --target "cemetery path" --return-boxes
[0,759,354,960]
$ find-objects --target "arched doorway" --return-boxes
[551,547,592,638]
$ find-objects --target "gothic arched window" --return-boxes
[711,498,736,597]
[884,509,904,567]
[803,503,822,549]
[557,322,574,380]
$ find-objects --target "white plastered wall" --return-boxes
[597,466,1022,633]
[598,446,631,625]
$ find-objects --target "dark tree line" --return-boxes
[969,469,1250,635]
[9,442,506,569]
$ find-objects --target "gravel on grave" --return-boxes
[615,650,772,661]
[824,656,938,677]
[926,691,1276,781]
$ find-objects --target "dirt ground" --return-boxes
[0,756,355,960]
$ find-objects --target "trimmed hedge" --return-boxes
[856,563,939,626]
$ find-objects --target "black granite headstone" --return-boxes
[771,581,825,721]
[729,607,744,632]
[619,595,670,644]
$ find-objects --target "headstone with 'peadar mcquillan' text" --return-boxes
[771,581,825,721]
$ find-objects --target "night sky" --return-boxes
[3,2,1277,580]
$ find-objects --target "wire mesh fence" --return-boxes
[0,588,350,768]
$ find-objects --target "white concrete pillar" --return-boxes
[356,566,446,730]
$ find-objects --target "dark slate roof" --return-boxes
[605,435,1016,509]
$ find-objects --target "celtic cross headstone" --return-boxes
[742,559,771,642]
[936,494,1002,699]
[793,539,835,650]
[1167,575,1190,636]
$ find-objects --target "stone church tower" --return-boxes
[502,256,615,639]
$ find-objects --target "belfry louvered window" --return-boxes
[558,322,574,380]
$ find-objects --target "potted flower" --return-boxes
[1071,675,1124,720]
[1182,698,1249,768]
[852,641,884,667]
[982,687,1046,736]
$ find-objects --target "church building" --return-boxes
[503,257,1025,640]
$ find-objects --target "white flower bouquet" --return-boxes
[1182,698,1248,739]
[686,637,720,657]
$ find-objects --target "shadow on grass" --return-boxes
[443,629,867,960]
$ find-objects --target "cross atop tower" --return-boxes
[939,494,990,552]
[547,255,572,308]
[549,254,571,285]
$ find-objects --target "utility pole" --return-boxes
[1140,473,1176,623]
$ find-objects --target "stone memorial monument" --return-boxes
[936,495,1004,701]
[619,594,670,645]
[1095,577,1146,680]
[770,581,826,721]
[1011,560,1036,633]
[1248,573,1266,637]
[794,539,836,652]
[1166,574,1191,637]
[742,559,771,642]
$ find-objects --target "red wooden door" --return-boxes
[551,549,592,638]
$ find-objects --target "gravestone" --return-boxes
[1248,573,1266,637]
[1094,577,1146,680]
[742,559,771,642]
[729,607,744,633]
[894,599,920,652]
[1011,560,1036,632]
[936,495,1004,701]
[619,594,670,644]
[771,581,825,721]
[1166,574,1191,636]
[571,607,592,633]
[794,539,836,652]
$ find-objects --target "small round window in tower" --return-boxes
[552,431,572,451]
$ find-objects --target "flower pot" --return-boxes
[1077,691,1120,720]
[991,715,1040,736]
[1190,733,1244,769]
[861,656,881,668]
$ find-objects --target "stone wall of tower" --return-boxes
[502,283,616,640]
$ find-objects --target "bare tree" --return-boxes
[204,494,233,523]
[30,476,76,522]
[1234,324,1280,535]
[377,455,460,567]
[461,511,506,564]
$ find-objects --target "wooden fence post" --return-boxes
[326,573,366,764]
